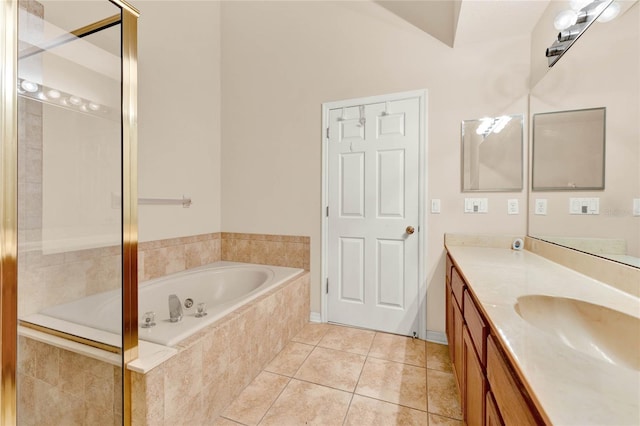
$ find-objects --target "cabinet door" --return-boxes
[487,336,540,426]
[446,283,454,361]
[453,299,464,397]
[486,390,504,426]
[463,325,486,426]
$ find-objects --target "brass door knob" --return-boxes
[406,226,415,235]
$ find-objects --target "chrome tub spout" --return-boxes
[168,294,183,322]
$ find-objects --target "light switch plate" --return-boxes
[569,197,599,215]
[464,198,488,213]
[507,199,519,215]
[633,199,640,216]
[431,199,441,214]
[535,199,547,215]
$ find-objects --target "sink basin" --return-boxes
[514,295,640,371]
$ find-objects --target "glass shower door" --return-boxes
[13,1,137,424]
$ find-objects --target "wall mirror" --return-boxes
[532,107,605,191]
[528,2,639,268]
[461,114,523,192]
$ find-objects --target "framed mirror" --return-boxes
[461,114,523,192]
[532,107,606,191]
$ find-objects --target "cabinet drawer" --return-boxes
[487,336,540,426]
[464,290,488,366]
[451,267,465,309]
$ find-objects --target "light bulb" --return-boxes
[47,89,61,99]
[554,10,578,30]
[68,96,82,106]
[20,80,39,93]
[597,2,620,22]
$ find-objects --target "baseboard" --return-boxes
[309,312,322,323]
[426,330,448,345]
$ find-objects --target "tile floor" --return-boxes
[214,323,463,426]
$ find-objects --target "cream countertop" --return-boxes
[445,244,640,426]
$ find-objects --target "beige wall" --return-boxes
[220,1,529,334]
[137,1,222,242]
[528,3,640,257]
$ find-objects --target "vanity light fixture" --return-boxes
[546,0,616,67]
[17,78,111,119]
[475,115,512,137]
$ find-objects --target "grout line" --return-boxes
[341,392,356,426]
[254,374,292,426]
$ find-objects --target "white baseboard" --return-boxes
[309,312,322,323]
[426,330,448,345]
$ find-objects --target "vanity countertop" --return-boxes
[445,244,640,426]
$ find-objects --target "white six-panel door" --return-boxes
[326,97,421,336]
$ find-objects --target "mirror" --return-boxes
[461,114,523,192]
[532,107,606,191]
[528,2,639,268]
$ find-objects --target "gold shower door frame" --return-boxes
[0,1,139,424]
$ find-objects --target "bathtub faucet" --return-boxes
[168,294,183,323]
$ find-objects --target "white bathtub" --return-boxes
[21,261,304,347]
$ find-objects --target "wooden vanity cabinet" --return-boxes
[446,256,545,426]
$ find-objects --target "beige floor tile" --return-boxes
[318,324,375,355]
[344,394,429,425]
[265,341,314,377]
[426,370,462,420]
[213,417,244,426]
[291,322,330,345]
[368,333,426,367]
[426,342,452,372]
[222,371,289,425]
[355,357,427,411]
[428,413,463,426]
[294,346,366,392]
[260,379,351,426]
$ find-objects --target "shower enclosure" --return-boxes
[1,0,138,424]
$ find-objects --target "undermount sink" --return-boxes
[514,295,640,371]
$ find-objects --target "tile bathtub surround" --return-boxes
[219,323,463,426]
[17,336,122,426]
[221,233,310,270]
[138,232,222,281]
[131,272,310,425]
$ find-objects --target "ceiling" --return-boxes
[376,0,551,47]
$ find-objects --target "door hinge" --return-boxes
[326,278,329,294]
[326,127,330,139]
[326,206,329,217]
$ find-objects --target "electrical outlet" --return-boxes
[431,199,441,214]
[535,199,547,215]
[507,199,519,215]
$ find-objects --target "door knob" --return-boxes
[406,226,415,235]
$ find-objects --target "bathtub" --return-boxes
[21,261,305,348]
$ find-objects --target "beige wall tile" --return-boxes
[163,342,203,421]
